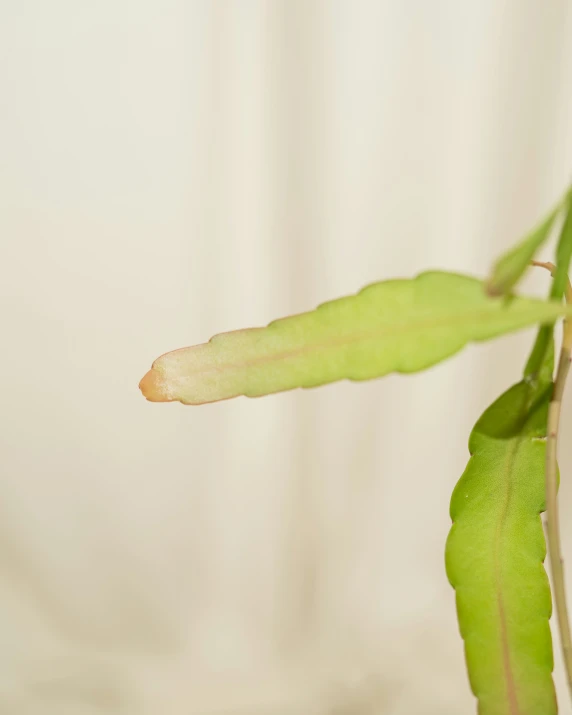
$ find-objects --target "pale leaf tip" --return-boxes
[139,367,173,403]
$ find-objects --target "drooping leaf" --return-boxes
[487,194,568,297]
[445,332,556,715]
[140,271,572,405]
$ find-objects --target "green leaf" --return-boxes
[550,202,572,301]
[524,324,555,382]
[445,337,556,715]
[487,196,566,297]
[140,271,572,405]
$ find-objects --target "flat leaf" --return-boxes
[487,197,565,297]
[445,362,557,714]
[140,271,572,405]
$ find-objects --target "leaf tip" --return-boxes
[139,366,174,403]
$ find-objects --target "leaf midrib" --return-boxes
[493,435,523,715]
[172,305,562,379]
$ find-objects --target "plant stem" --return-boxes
[533,260,572,697]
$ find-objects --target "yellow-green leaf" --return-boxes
[487,194,569,297]
[550,202,572,301]
[446,323,556,715]
[140,271,572,405]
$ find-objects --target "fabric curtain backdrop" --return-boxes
[2,1,572,713]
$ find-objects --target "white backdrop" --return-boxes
[2,1,572,713]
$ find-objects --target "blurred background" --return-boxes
[2,1,572,713]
